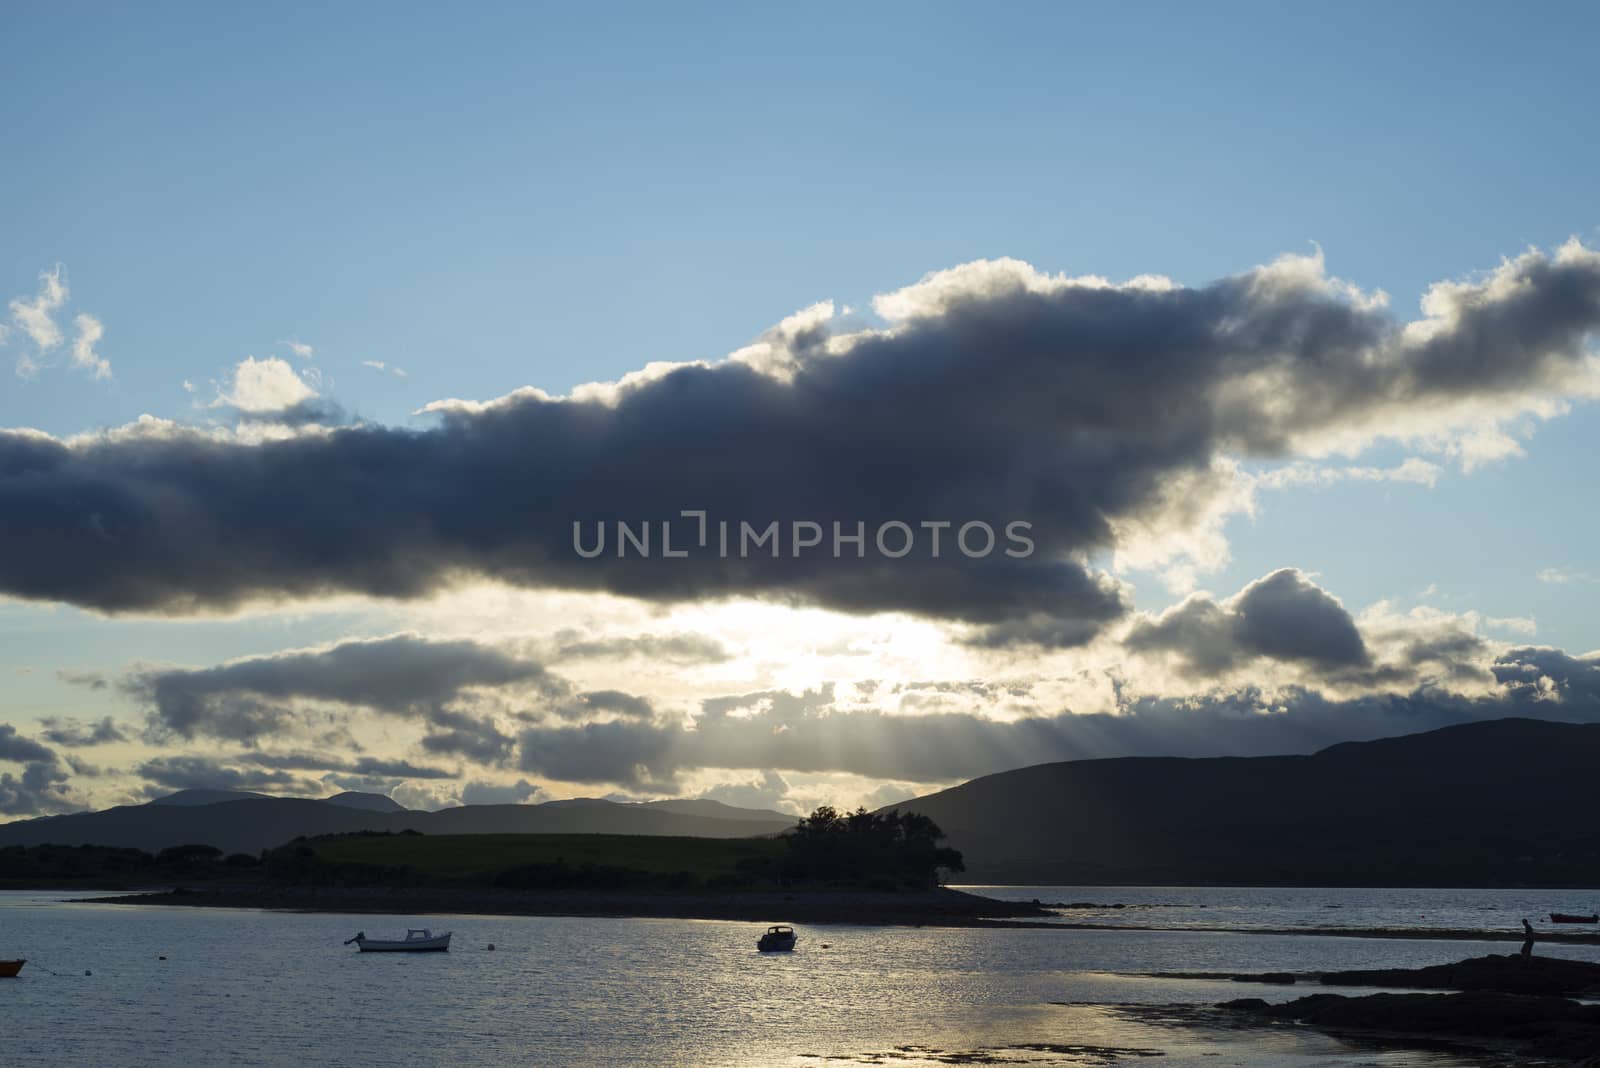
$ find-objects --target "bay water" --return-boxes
[6,886,1597,1067]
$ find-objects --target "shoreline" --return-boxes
[58,885,1600,941]
[74,884,1064,927]
[1037,919,1600,943]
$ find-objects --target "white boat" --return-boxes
[344,928,452,952]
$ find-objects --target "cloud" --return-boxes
[551,690,655,720]
[57,668,110,690]
[135,755,320,795]
[8,266,111,381]
[38,716,129,747]
[1126,568,1369,677]
[0,724,58,764]
[1483,615,1538,636]
[230,750,458,779]
[459,778,542,805]
[4,243,1600,642]
[695,769,792,811]
[1493,646,1600,702]
[280,340,315,359]
[125,634,563,743]
[0,761,75,815]
[418,708,518,764]
[70,314,110,379]
[360,359,407,378]
[553,631,733,664]
[511,644,1600,788]
[213,356,317,413]
[1256,457,1442,491]
[0,724,78,815]
[1537,567,1596,584]
[8,265,68,351]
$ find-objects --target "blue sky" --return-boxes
[3,2,1599,813]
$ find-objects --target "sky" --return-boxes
[4,1,1600,819]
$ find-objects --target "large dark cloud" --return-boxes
[134,755,319,795]
[5,245,1597,643]
[1127,567,1369,676]
[126,634,561,743]
[514,647,1600,787]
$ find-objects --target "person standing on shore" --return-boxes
[1521,918,1536,959]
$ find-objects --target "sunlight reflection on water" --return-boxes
[4,890,1581,1067]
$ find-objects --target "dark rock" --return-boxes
[1221,990,1600,1063]
[1320,953,1600,997]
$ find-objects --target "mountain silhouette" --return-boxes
[890,718,1600,886]
[0,792,795,855]
[322,791,407,813]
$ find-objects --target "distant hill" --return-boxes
[323,791,406,813]
[890,718,1600,887]
[146,788,273,807]
[0,795,795,855]
[638,798,797,822]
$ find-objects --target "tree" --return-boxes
[780,806,964,888]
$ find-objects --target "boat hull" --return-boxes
[355,936,451,952]
[0,960,24,978]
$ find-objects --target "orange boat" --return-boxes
[0,960,24,978]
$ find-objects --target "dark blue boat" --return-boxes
[757,925,797,952]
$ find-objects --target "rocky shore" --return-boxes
[1157,952,1600,995]
[1215,954,1600,1064]
[1222,991,1600,1064]
[81,883,1056,926]
[1050,918,1600,943]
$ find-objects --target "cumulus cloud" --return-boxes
[694,769,793,811]
[0,761,76,815]
[0,724,58,765]
[135,755,320,796]
[418,708,518,765]
[1127,568,1369,677]
[4,243,1600,643]
[550,690,655,720]
[459,778,542,805]
[124,634,563,744]
[0,724,78,815]
[213,356,318,413]
[38,715,129,747]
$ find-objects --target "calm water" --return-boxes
[966,884,1600,936]
[5,887,1597,1067]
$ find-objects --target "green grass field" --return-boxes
[302,832,784,885]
